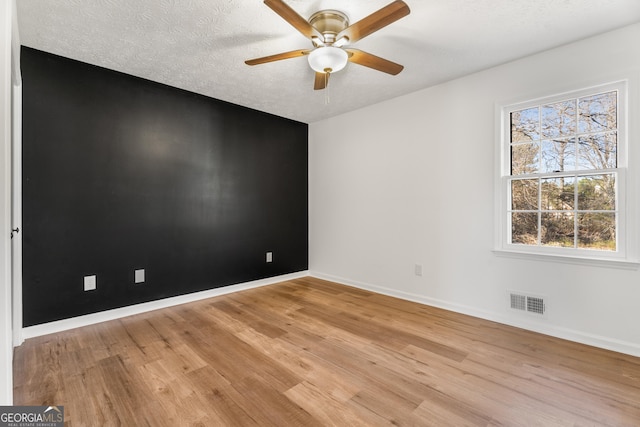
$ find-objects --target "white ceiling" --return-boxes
[16,0,640,124]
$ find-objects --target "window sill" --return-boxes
[492,249,640,270]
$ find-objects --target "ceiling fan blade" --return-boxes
[314,72,329,90]
[337,0,410,44]
[264,0,323,40]
[346,49,404,75]
[245,49,311,65]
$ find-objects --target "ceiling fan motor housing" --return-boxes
[309,10,349,44]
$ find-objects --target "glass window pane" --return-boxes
[541,212,575,247]
[511,212,538,245]
[578,213,616,251]
[506,87,622,254]
[511,142,539,175]
[577,132,617,170]
[578,91,617,133]
[511,179,538,210]
[577,174,615,210]
[541,177,575,210]
[541,100,576,138]
[541,138,575,173]
[511,107,539,142]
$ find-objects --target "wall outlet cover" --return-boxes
[84,275,97,291]
[414,264,423,276]
[135,269,145,284]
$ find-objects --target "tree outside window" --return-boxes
[508,90,618,252]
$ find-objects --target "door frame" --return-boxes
[1,0,21,405]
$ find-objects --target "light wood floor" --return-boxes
[14,277,640,426]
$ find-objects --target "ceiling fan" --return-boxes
[245,0,410,90]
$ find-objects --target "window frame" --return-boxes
[495,80,638,267]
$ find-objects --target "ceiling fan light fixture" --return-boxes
[308,46,348,73]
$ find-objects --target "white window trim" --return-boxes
[494,80,639,269]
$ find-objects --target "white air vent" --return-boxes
[526,296,545,315]
[510,293,526,311]
[509,291,546,316]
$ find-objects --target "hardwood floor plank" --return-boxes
[209,299,287,338]
[285,381,386,427]
[14,277,640,426]
[184,368,259,426]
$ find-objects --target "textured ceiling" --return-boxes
[16,0,640,124]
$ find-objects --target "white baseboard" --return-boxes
[21,271,309,341]
[309,271,640,358]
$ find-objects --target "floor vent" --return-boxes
[509,292,546,315]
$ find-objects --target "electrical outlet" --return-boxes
[414,264,423,277]
[135,269,145,284]
[266,252,273,263]
[84,275,97,291]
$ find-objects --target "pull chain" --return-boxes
[324,71,330,105]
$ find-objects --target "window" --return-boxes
[498,82,632,262]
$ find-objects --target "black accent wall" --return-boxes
[21,47,308,326]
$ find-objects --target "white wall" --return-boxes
[309,23,640,356]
